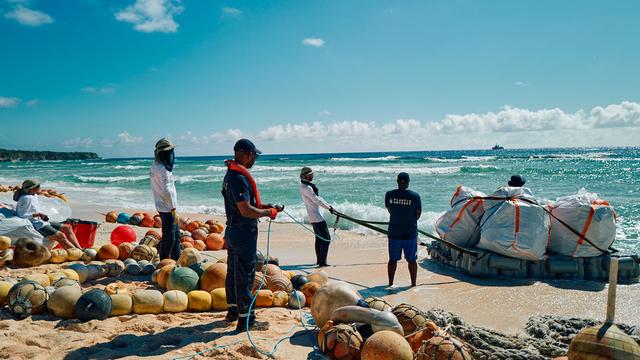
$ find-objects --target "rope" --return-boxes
[282,209,333,243]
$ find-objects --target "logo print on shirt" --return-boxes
[390,198,412,206]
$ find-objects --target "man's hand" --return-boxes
[275,204,284,212]
[267,208,278,219]
[329,206,337,215]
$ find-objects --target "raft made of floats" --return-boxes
[427,240,640,284]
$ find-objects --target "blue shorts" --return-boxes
[388,237,418,262]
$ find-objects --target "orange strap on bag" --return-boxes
[573,205,596,256]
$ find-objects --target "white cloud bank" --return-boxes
[115,0,183,33]
[4,4,54,26]
[256,101,640,142]
[222,7,242,16]
[0,96,20,108]
[302,38,325,47]
[81,84,117,95]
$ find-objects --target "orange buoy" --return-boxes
[98,244,120,261]
[153,215,162,228]
[186,221,200,233]
[181,236,194,246]
[194,240,206,251]
[145,230,161,240]
[118,242,135,260]
[192,229,207,241]
[182,242,194,249]
[200,263,227,292]
[105,212,118,223]
[205,233,224,250]
[140,216,154,228]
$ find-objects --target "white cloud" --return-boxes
[81,84,117,95]
[0,96,20,108]
[319,110,331,116]
[302,38,325,47]
[63,137,94,148]
[254,101,640,144]
[117,131,144,144]
[222,7,242,16]
[5,4,54,26]
[115,0,183,33]
[590,101,640,128]
[26,98,39,107]
[514,81,529,86]
[179,129,244,145]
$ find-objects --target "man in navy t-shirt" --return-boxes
[385,172,421,287]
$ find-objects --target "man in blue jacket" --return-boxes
[385,172,421,287]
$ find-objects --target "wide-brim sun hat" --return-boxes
[21,179,40,191]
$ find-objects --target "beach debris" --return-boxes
[318,322,364,360]
[166,266,200,293]
[0,235,10,250]
[8,280,48,318]
[66,247,83,261]
[110,225,136,246]
[187,290,213,311]
[75,289,112,322]
[300,281,320,306]
[360,330,413,360]
[47,284,82,318]
[210,288,226,310]
[415,332,472,360]
[311,280,362,328]
[331,305,404,336]
[12,237,51,267]
[98,243,119,261]
[567,257,640,359]
[288,290,306,309]
[267,273,293,293]
[254,289,275,307]
[291,274,310,290]
[405,320,441,351]
[307,269,329,286]
[364,296,393,312]
[110,293,133,316]
[272,290,289,307]
[131,289,164,314]
[392,303,430,335]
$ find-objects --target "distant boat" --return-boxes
[492,144,504,150]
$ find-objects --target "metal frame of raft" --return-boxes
[333,210,640,284]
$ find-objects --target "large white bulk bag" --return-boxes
[477,187,549,260]
[548,189,616,257]
[435,186,486,248]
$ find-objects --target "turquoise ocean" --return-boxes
[1,147,638,254]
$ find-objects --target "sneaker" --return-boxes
[236,320,270,332]
[224,313,238,323]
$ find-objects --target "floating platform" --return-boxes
[427,240,640,284]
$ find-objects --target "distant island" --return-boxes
[0,148,100,162]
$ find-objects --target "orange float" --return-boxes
[105,212,118,223]
[200,263,227,292]
[156,264,175,288]
[140,216,154,228]
[153,215,162,228]
[118,242,135,260]
[181,236,194,246]
[145,230,161,240]
[182,242,194,249]
[157,258,176,269]
[186,221,200,233]
[98,244,120,261]
[205,233,224,250]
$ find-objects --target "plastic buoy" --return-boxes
[110,225,136,246]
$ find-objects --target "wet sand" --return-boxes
[1,205,638,359]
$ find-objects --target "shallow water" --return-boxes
[1,147,638,253]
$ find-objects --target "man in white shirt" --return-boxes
[299,167,335,267]
[150,138,181,260]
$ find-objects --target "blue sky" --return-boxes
[1,0,639,158]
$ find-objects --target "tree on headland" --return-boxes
[0,148,100,162]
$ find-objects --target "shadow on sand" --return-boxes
[420,258,606,292]
[63,320,234,360]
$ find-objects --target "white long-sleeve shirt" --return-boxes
[300,183,332,224]
[150,162,178,212]
[16,194,48,230]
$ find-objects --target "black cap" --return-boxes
[233,138,262,155]
[397,172,410,182]
[508,175,526,187]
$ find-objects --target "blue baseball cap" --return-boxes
[233,138,262,155]
[397,172,410,182]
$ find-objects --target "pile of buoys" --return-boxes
[313,286,473,360]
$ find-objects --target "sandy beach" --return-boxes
[0,201,638,360]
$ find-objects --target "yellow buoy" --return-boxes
[0,236,11,251]
[24,273,50,287]
[47,272,68,284]
[132,289,164,314]
[255,289,274,307]
[0,281,12,305]
[66,248,84,261]
[49,248,68,264]
[47,285,82,318]
[210,288,226,311]
[110,293,133,316]
[61,269,80,282]
[163,290,188,313]
[105,281,128,295]
[188,290,212,312]
[272,290,289,307]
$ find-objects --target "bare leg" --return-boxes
[48,232,74,249]
[387,260,397,287]
[408,261,417,287]
[60,224,81,248]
